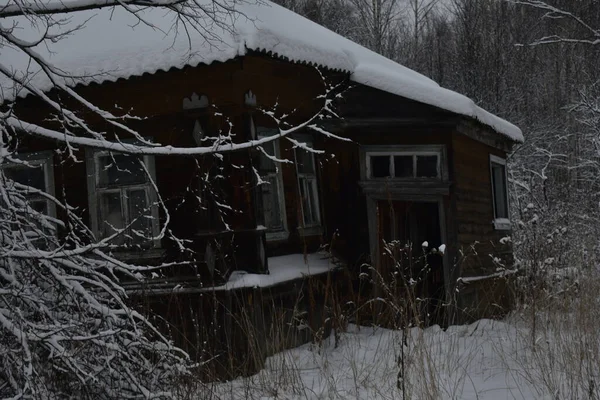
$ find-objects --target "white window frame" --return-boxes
[489,154,510,230]
[366,150,443,180]
[294,139,322,233]
[86,149,160,248]
[2,151,56,219]
[257,129,289,242]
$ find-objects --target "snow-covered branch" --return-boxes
[512,1,600,46]
[0,0,187,18]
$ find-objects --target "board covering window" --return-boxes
[86,150,160,247]
[295,143,321,228]
[256,129,288,241]
[490,155,510,230]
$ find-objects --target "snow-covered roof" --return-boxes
[0,0,523,142]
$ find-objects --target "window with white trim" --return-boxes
[366,151,441,179]
[256,129,288,241]
[86,150,160,247]
[490,155,510,230]
[295,143,321,228]
[2,152,56,218]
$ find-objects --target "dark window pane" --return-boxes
[260,175,283,230]
[127,189,152,244]
[98,154,146,187]
[491,163,508,218]
[306,179,320,225]
[416,155,438,178]
[370,156,390,178]
[258,141,277,173]
[394,156,413,178]
[299,177,311,225]
[296,149,315,174]
[30,200,48,215]
[299,177,319,226]
[5,164,46,191]
[100,192,125,244]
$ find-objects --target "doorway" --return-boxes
[376,200,445,326]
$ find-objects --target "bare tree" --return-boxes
[406,0,440,64]
[504,0,600,284]
[0,1,345,397]
[348,0,401,57]
[512,0,600,46]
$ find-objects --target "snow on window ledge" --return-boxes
[493,218,511,231]
[211,252,338,291]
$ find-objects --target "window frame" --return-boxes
[294,138,322,234]
[86,149,161,248]
[2,151,56,219]
[489,154,510,230]
[364,145,447,181]
[256,129,289,242]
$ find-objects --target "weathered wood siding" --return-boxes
[9,51,519,323]
[451,131,514,319]
[138,267,347,379]
[320,127,455,267]
[11,55,337,273]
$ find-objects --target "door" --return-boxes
[377,200,445,326]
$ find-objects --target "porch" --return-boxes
[134,252,345,378]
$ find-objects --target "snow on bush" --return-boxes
[0,171,191,398]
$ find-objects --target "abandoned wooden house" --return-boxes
[2,0,523,374]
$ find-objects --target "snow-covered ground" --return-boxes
[205,313,597,400]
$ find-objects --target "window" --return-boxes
[295,143,321,229]
[490,155,510,230]
[2,152,56,218]
[367,152,441,179]
[86,150,160,247]
[256,129,288,241]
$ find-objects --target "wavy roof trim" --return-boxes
[0,0,523,142]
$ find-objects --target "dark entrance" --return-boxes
[376,200,445,326]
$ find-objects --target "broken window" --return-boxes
[2,152,57,243]
[256,130,288,241]
[3,154,55,211]
[87,150,160,247]
[295,143,321,228]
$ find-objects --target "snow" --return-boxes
[207,252,336,291]
[438,244,446,254]
[457,268,518,284]
[0,0,523,142]
[208,318,550,399]
[493,218,512,230]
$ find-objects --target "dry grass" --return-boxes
[171,248,600,400]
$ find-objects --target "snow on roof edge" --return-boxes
[350,64,523,143]
[1,0,523,143]
[9,49,522,143]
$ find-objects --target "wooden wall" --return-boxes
[451,131,514,319]
[452,132,513,272]
[319,127,455,271]
[9,55,337,270]
[8,51,518,320]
